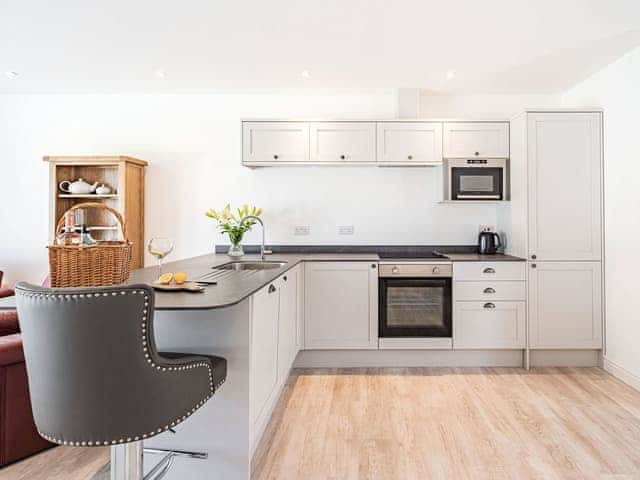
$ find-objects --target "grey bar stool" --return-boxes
[15,283,227,480]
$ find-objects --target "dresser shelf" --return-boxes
[45,156,148,269]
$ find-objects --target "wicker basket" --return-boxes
[48,202,133,287]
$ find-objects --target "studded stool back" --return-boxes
[15,283,226,479]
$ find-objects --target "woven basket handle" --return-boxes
[56,202,128,241]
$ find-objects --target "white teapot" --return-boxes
[59,178,98,195]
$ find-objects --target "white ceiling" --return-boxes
[1,0,640,94]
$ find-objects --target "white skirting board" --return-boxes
[604,357,640,392]
[295,349,525,368]
[529,349,602,367]
[294,349,604,368]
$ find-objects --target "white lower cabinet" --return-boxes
[454,301,526,349]
[304,262,378,349]
[249,267,301,447]
[249,282,280,427]
[277,266,299,380]
[528,261,602,349]
[453,261,526,350]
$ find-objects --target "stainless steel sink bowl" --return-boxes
[215,261,287,271]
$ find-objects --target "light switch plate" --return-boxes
[338,225,355,235]
[294,226,310,236]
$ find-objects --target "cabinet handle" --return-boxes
[268,284,276,294]
[340,154,346,160]
[273,154,279,159]
[531,254,537,260]
[475,151,480,156]
[371,264,377,269]
[483,302,496,309]
[407,155,413,160]
[283,275,287,282]
[483,287,496,294]
[531,263,537,269]
[482,267,496,274]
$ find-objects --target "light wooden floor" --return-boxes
[0,444,108,480]
[253,367,640,480]
[3,368,640,480]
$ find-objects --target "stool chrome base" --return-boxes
[111,442,208,480]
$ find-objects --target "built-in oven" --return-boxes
[446,158,507,201]
[378,263,452,338]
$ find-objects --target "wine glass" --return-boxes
[148,237,174,276]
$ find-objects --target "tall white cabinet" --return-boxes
[509,110,604,354]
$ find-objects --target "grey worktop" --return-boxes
[0,249,525,311]
[127,252,378,311]
[441,253,526,262]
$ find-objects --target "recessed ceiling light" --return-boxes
[4,71,19,78]
[155,69,166,79]
[446,71,456,80]
[301,69,311,79]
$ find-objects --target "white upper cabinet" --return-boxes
[309,122,376,163]
[443,122,509,158]
[377,122,443,165]
[527,113,602,261]
[243,122,309,164]
[304,262,378,349]
[528,262,602,349]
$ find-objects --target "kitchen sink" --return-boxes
[214,261,287,271]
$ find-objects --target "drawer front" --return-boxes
[454,281,525,301]
[453,262,525,281]
[453,301,526,349]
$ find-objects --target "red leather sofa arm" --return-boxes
[0,288,14,299]
[0,312,19,337]
[0,333,54,466]
[0,334,24,367]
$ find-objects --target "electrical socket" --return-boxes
[338,225,355,235]
[294,225,310,236]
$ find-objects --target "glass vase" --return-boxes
[227,242,244,257]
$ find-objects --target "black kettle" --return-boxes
[478,230,502,254]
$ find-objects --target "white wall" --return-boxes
[0,90,517,285]
[420,93,560,118]
[562,46,640,383]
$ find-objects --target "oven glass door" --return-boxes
[379,278,452,337]
[452,167,503,200]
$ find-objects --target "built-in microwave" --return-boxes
[445,158,508,201]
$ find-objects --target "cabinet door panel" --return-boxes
[443,122,509,158]
[250,283,280,425]
[377,122,442,164]
[243,122,309,163]
[305,262,378,349]
[277,268,298,381]
[453,301,525,349]
[527,113,602,261]
[310,122,376,163]
[528,262,602,349]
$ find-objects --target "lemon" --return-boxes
[173,272,187,285]
[158,273,173,285]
